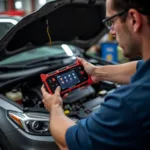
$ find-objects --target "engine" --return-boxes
[4,79,118,120]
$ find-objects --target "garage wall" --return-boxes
[0,0,7,12]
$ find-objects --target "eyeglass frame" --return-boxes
[102,10,128,30]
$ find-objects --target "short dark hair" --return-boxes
[111,0,150,23]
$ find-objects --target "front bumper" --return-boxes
[5,128,59,150]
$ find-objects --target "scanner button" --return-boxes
[52,78,56,82]
[78,66,83,70]
[80,71,84,75]
[84,76,88,79]
[48,79,52,83]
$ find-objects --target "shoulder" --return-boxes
[136,60,145,70]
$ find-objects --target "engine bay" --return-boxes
[3,75,118,120]
[0,52,119,121]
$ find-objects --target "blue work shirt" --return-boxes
[66,59,150,150]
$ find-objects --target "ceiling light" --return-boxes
[15,1,22,9]
[39,0,47,5]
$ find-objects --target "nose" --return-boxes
[109,28,116,37]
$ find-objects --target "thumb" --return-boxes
[77,57,87,67]
[55,86,61,95]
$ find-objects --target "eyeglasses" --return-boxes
[102,10,128,30]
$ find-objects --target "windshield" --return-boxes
[0,44,75,65]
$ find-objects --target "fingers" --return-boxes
[79,85,87,90]
[42,99,46,108]
[77,57,82,62]
[41,85,47,94]
[77,57,87,66]
[41,85,49,100]
[55,86,61,96]
[63,93,68,99]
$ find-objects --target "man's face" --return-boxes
[105,0,142,58]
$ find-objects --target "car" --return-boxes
[0,1,118,150]
[0,15,21,39]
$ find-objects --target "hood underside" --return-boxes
[0,0,106,60]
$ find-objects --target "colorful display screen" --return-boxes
[57,70,80,90]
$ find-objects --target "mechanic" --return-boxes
[41,0,150,149]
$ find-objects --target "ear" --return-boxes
[128,9,142,32]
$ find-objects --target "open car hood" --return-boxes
[0,0,106,60]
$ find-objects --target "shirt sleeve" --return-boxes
[65,88,142,150]
[136,60,144,70]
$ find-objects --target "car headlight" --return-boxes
[8,111,50,135]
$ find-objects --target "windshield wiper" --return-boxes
[0,55,70,70]
[24,55,70,65]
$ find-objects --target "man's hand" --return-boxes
[41,85,63,112]
[77,57,107,83]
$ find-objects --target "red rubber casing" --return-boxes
[40,60,93,95]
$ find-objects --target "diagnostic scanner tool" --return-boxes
[40,60,93,95]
